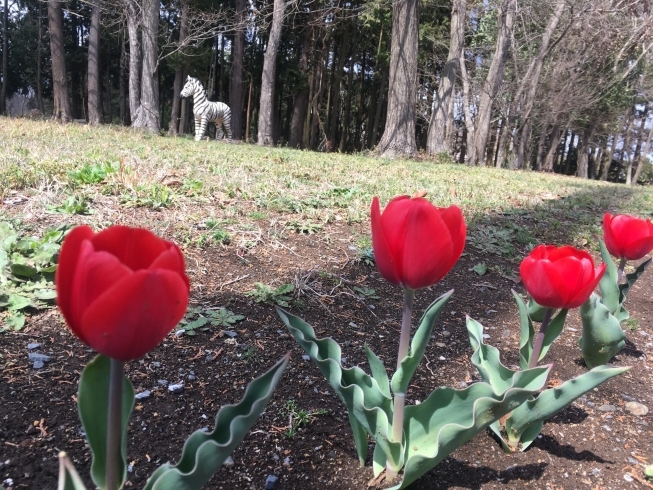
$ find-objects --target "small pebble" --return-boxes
[591,468,600,476]
[602,425,612,432]
[625,401,649,416]
[158,380,169,386]
[32,361,44,369]
[187,375,196,381]
[598,404,616,412]
[175,329,185,337]
[482,334,491,339]
[224,331,237,338]
[168,383,184,393]
[624,474,634,483]
[28,353,51,363]
[621,394,635,402]
[27,343,40,350]
[439,356,446,361]
[151,362,161,368]
[223,456,234,467]
[264,475,279,490]
[135,390,151,400]
[302,355,310,361]
[442,331,451,337]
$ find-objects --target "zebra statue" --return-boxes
[180,76,233,143]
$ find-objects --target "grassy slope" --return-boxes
[1,117,651,246]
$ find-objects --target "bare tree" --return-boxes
[168,0,189,135]
[1,0,7,115]
[469,0,516,166]
[229,0,247,140]
[426,0,466,156]
[376,0,419,157]
[48,0,72,122]
[88,1,103,124]
[258,0,286,145]
[132,0,159,131]
[125,0,141,123]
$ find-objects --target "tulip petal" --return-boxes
[91,226,171,271]
[603,214,622,258]
[402,201,454,289]
[55,226,96,331]
[570,263,606,308]
[521,258,565,308]
[623,236,653,260]
[439,205,466,263]
[149,246,190,290]
[371,197,404,286]
[80,269,189,361]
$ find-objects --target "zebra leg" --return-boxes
[194,115,203,141]
[224,118,233,143]
[216,121,224,141]
[197,116,208,141]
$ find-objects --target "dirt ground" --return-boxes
[1,203,653,490]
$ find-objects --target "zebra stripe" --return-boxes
[180,76,233,143]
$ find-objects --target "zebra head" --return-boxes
[180,76,202,98]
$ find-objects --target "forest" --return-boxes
[1,0,653,182]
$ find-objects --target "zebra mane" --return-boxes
[186,76,207,96]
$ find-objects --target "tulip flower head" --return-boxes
[56,225,190,361]
[520,245,605,309]
[371,195,466,290]
[603,213,653,261]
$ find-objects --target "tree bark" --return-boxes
[168,1,189,135]
[258,0,285,145]
[1,0,8,115]
[132,0,159,132]
[459,48,474,164]
[289,18,313,148]
[88,2,103,125]
[327,26,350,151]
[599,134,617,181]
[633,115,653,185]
[126,0,141,124]
[228,0,246,140]
[376,0,419,157]
[576,123,596,179]
[36,2,45,113]
[48,0,72,122]
[542,124,561,172]
[470,0,516,166]
[621,108,636,184]
[426,0,466,156]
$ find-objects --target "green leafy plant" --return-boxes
[204,218,230,245]
[281,400,330,438]
[0,222,67,332]
[286,220,323,234]
[48,195,92,215]
[177,306,245,336]
[246,282,294,307]
[68,161,119,186]
[354,286,379,300]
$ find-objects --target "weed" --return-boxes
[623,318,639,331]
[286,220,323,234]
[248,211,268,221]
[68,161,118,186]
[281,400,330,438]
[354,286,380,300]
[202,218,230,246]
[245,283,295,307]
[48,195,92,215]
[471,262,488,275]
[177,306,245,336]
[242,346,262,364]
[0,222,68,332]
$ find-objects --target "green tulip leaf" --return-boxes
[78,355,134,490]
[57,452,88,490]
[514,290,534,370]
[143,354,289,490]
[7,293,31,311]
[513,290,567,367]
[393,365,551,489]
[526,298,547,323]
[467,313,628,452]
[598,240,622,317]
[277,306,400,470]
[34,289,57,301]
[505,365,630,450]
[391,290,453,395]
[365,344,390,399]
[579,293,626,368]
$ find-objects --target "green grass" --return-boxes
[2,117,652,249]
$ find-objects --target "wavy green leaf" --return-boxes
[57,452,88,490]
[579,293,626,368]
[144,354,289,490]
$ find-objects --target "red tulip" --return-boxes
[56,225,190,361]
[520,245,605,309]
[371,196,466,290]
[603,213,653,261]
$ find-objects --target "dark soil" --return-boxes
[2,206,653,490]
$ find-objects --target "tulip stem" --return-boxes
[387,288,415,480]
[529,307,554,369]
[617,258,627,284]
[106,358,124,490]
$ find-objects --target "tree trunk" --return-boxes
[258,0,285,145]
[576,123,596,179]
[340,42,356,153]
[229,0,246,140]
[126,0,141,124]
[628,105,649,185]
[376,0,419,157]
[36,2,45,113]
[542,123,561,172]
[48,0,72,122]
[426,0,466,156]
[168,1,189,135]
[633,116,653,185]
[1,0,8,115]
[370,69,388,149]
[327,26,350,151]
[132,0,159,132]
[88,3,103,125]
[119,29,128,124]
[599,134,617,181]
[290,17,313,148]
[470,0,516,166]
[621,109,636,184]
